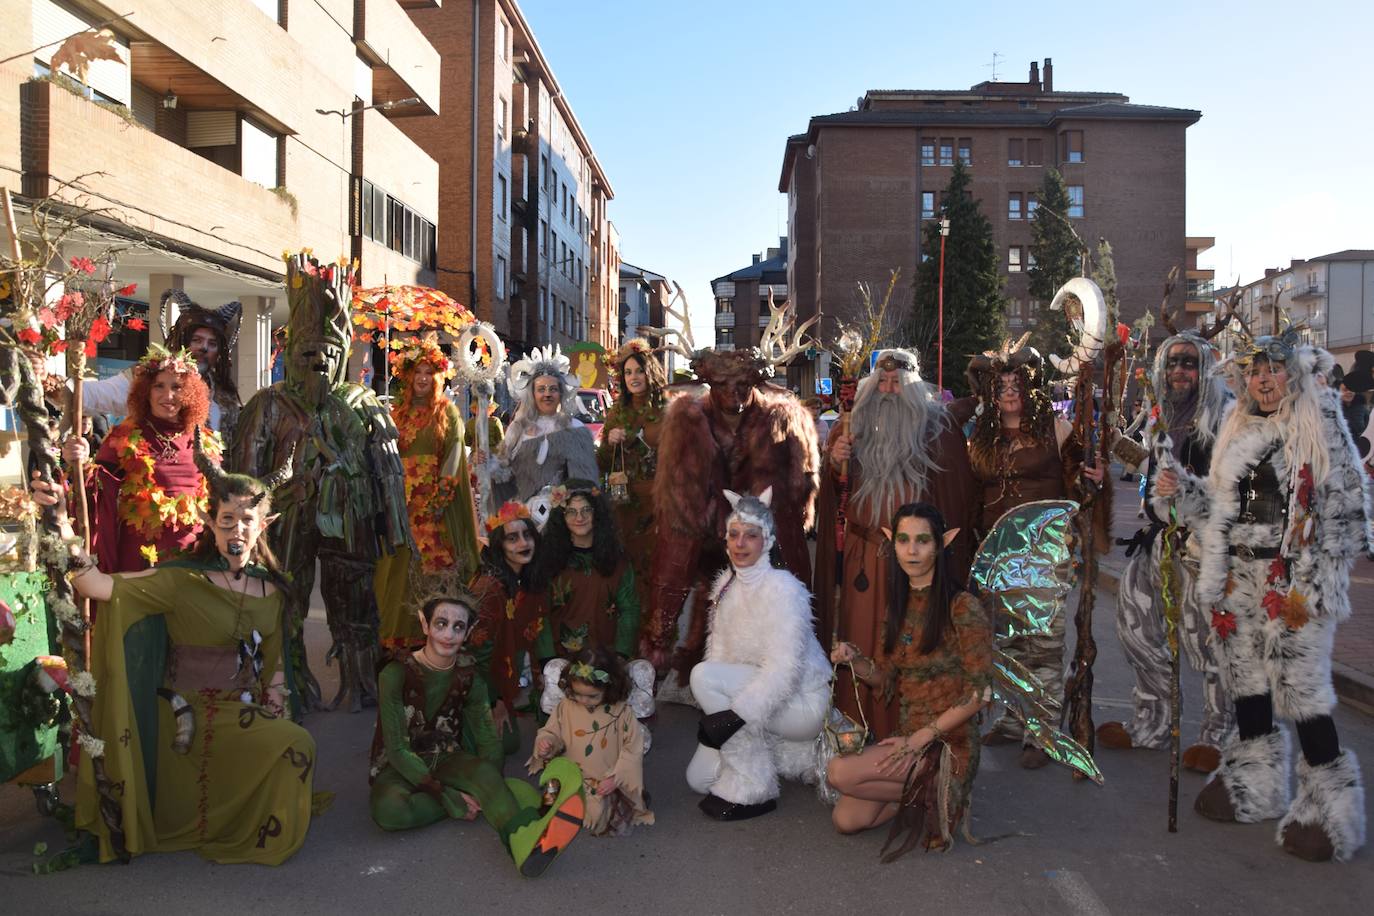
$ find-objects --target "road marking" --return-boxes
[1046,869,1112,916]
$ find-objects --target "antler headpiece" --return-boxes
[194,426,294,508]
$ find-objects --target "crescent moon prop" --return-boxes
[1047,277,1107,379]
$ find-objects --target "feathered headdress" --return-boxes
[508,344,576,401]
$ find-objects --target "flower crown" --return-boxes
[606,338,653,383]
[568,661,610,685]
[484,500,531,532]
[550,481,599,509]
[389,333,453,382]
[135,343,197,376]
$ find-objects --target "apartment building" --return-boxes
[618,261,680,376]
[1216,250,1374,366]
[399,0,617,355]
[2,0,442,394]
[779,58,1200,356]
[710,237,812,390]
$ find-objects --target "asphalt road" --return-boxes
[3,584,1372,914]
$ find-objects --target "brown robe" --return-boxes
[812,418,979,738]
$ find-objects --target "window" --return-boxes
[240,117,280,188]
[1027,252,1038,270]
[551,230,558,264]
[1008,192,1023,220]
[1063,130,1084,163]
[1067,185,1084,218]
[498,97,508,140]
[498,18,509,61]
[561,242,568,273]
[540,219,548,258]
[542,154,549,188]
[920,141,935,167]
[496,256,507,299]
[1008,246,1023,273]
[921,191,935,219]
[1026,138,1044,167]
[1008,138,1023,167]
[938,139,954,167]
[957,138,972,166]
[1027,192,1039,219]
[541,289,548,325]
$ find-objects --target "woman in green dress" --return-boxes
[369,592,587,877]
[42,437,315,865]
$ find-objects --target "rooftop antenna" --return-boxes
[984,51,1003,81]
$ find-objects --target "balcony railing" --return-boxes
[715,312,735,328]
[1185,280,1215,301]
[1291,282,1326,299]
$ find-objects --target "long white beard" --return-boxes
[851,393,938,522]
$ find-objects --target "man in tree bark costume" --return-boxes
[1098,330,1234,772]
[230,252,410,713]
[813,348,978,738]
[643,303,819,675]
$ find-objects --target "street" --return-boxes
[3,498,1372,914]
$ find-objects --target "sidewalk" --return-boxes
[1097,475,1374,714]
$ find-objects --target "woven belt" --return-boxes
[1228,544,1281,561]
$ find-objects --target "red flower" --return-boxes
[1211,609,1237,640]
[1296,464,1314,510]
[1262,589,1285,621]
[126,317,146,331]
[1117,323,1131,346]
[1150,404,1162,421]
[69,256,96,275]
[16,327,42,345]
[37,307,58,328]
[89,316,112,343]
[117,283,138,296]
[83,338,98,357]
[50,339,68,354]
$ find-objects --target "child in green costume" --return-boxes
[369,593,584,877]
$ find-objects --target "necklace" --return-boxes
[416,646,457,671]
[148,426,181,462]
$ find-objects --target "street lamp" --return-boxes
[937,217,950,393]
[315,97,422,119]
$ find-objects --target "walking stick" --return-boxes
[1161,504,1184,831]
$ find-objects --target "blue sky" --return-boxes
[521,0,1374,341]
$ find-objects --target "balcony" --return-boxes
[355,0,441,115]
[715,312,735,328]
[1291,282,1326,301]
[359,108,437,221]
[21,79,296,274]
[1185,280,1215,302]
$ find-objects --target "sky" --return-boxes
[520,0,1374,343]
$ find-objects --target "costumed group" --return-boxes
[19,257,1369,875]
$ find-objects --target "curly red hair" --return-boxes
[126,364,210,431]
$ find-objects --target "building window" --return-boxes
[240,117,281,188]
[957,138,972,166]
[541,289,548,326]
[1008,138,1023,167]
[1067,185,1084,218]
[496,256,507,299]
[540,219,548,258]
[921,191,935,219]
[1008,246,1023,273]
[1026,138,1044,167]
[498,18,509,61]
[938,139,954,167]
[542,154,549,188]
[498,97,508,140]
[1027,252,1038,270]
[1027,192,1039,218]
[1062,130,1084,163]
[497,174,508,221]
[1008,192,1023,220]
[920,141,935,167]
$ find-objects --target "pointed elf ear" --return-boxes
[262,513,281,530]
[881,526,893,543]
[758,485,774,508]
[723,489,742,509]
[943,527,961,549]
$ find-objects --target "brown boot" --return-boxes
[1095,721,1134,750]
[1194,777,1237,822]
[1280,821,1335,862]
[1182,743,1221,774]
[1020,745,1050,770]
[982,730,1019,747]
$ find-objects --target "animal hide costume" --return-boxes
[1166,331,1368,862]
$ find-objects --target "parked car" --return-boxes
[576,387,612,445]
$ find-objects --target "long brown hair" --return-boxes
[883,502,957,655]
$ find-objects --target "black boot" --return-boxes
[698,793,776,821]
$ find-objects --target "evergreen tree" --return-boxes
[906,162,1003,395]
[1093,237,1119,327]
[1027,168,1081,358]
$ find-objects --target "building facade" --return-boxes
[3,0,442,395]
[1215,250,1374,367]
[710,237,811,390]
[779,59,1200,356]
[618,261,680,376]
[398,0,617,355]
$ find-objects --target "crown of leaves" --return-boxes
[388,332,453,381]
[484,500,532,532]
[569,660,610,684]
[550,481,599,509]
[134,343,197,376]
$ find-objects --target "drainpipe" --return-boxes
[470,0,480,314]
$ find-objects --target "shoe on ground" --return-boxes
[1182,743,1221,774]
[1194,777,1237,822]
[1019,745,1050,770]
[698,793,776,821]
[1095,721,1134,750]
[1281,820,1335,862]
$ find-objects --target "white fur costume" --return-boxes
[1164,342,1369,861]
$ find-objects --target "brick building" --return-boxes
[710,237,812,391]
[399,0,618,355]
[779,59,1202,365]
[619,261,681,376]
[3,0,441,394]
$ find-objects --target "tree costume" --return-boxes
[529,693,653,836]
[596,339,666,607]
[488,346,599,504]
[230,252,410,712]
[1101,332,1234,768]
[1167,330,1368,862]
[686,489,830,820]
[813,348,979,739]
[374,336,480,653]
[369,652,587,876]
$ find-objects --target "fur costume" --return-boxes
[1109,332,1234,754]
[646,383,819,659]
[1164,336,1370,861]
[686,565,830,806]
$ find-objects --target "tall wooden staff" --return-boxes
[456,322,505,520]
